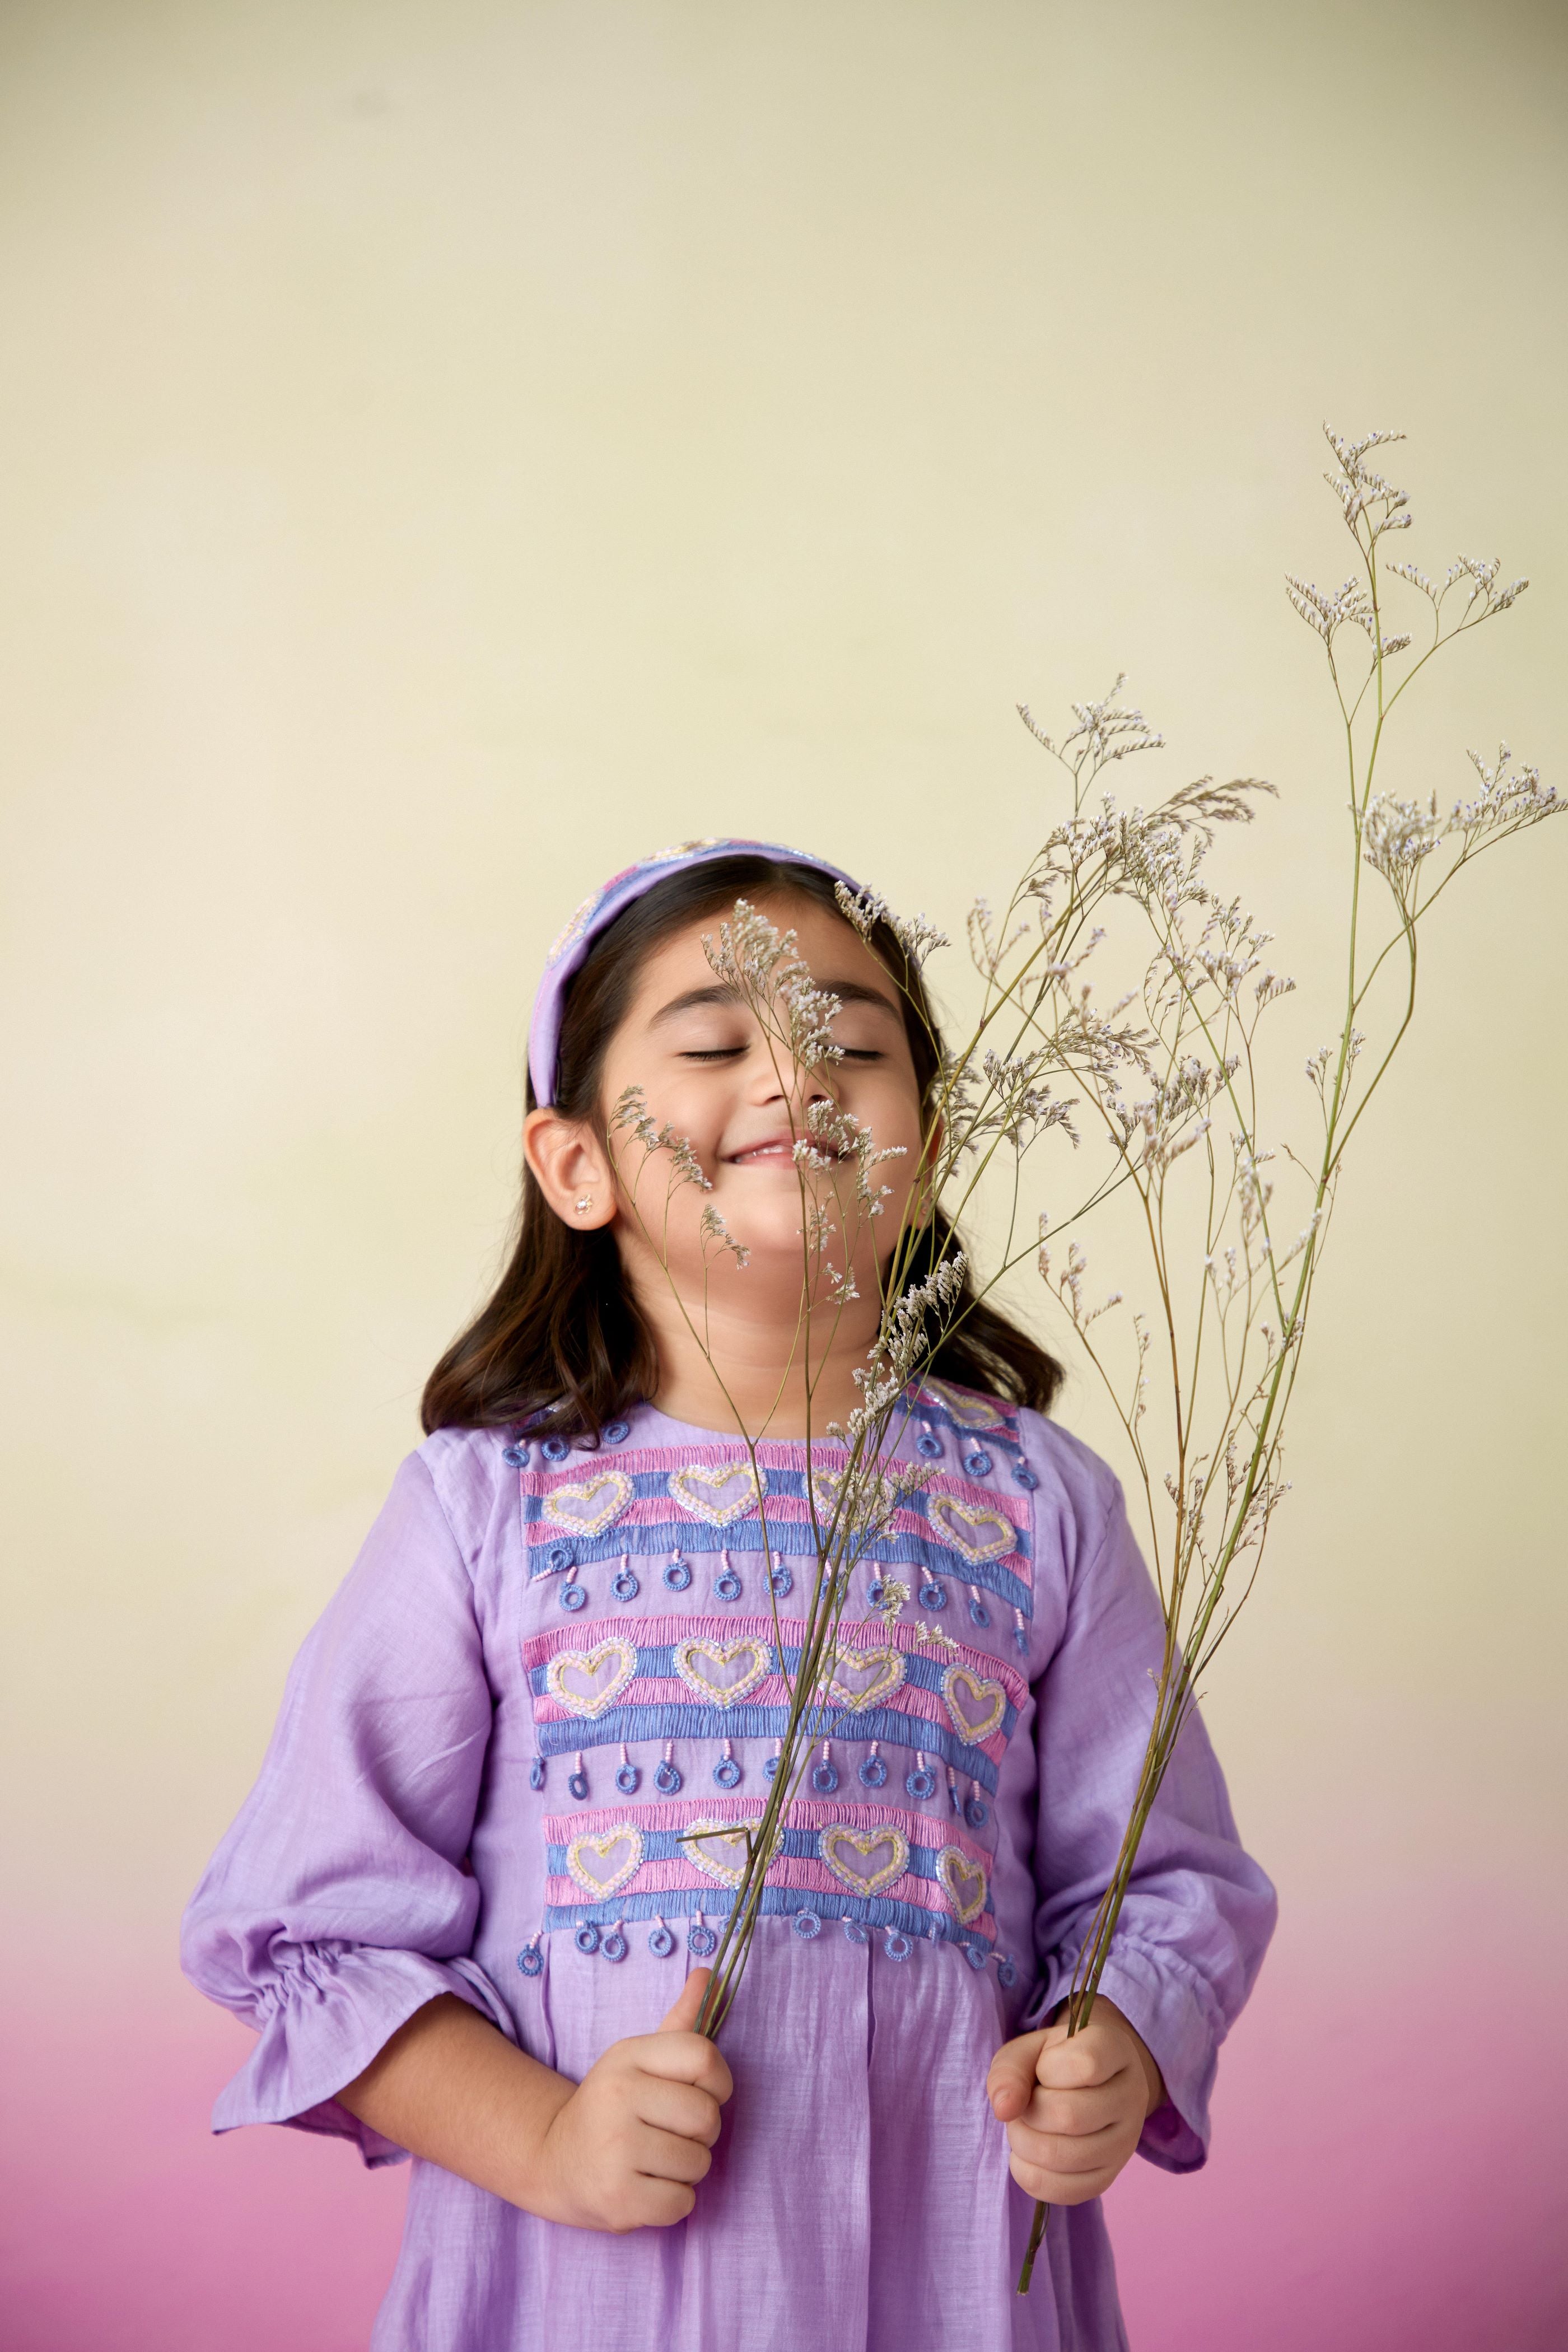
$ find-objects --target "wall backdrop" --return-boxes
[3,3,1565,2346]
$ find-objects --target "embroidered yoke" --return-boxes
[182,1387,1276,2352]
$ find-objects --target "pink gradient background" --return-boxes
[6,1902,1565,2350]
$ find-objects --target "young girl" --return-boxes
[183,838,1275,2352]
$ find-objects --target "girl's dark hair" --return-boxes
[421,856,1062,1438]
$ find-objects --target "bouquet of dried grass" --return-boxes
[606,427,1558,2292]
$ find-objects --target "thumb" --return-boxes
[659,1966,713,2034]
[987,2027,1048,2122]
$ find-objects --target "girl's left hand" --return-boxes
[985,1998,1166,2206]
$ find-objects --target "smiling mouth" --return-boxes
[726,1137,848,1167]
[727,1140,796,1165]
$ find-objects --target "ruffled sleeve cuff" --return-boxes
[1025,1937,1220,2174]
[211,1944,517,2169]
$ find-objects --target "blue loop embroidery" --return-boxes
[502,1443,529,1468]
[648,1923,675,1957]
[713,1755,742,1789]
[968,1595,991,1627]
[688,1922,718,1957]
[603,1421,630,1445]
[601,1929,629,1963]
[884,1931,913,1962]
[1013,1463,1039,1490]
[919,1580,948,1609]
[517,1942,543,1977]
[916,1432,944,1459]
[1013,1626,1028,1655]
[997,1955,1019,1988]
[811,1758,840,1794]
[858,1753,888,1790]
[654,1759,683,1794]
[615,1762,641,1794]
[963,1449,993,1477]
[866,1576,885,1605]
[842,1918,869,1944]
[965,1796,990,1829]
[793,1911,822,1940]
[574,1922,601,1954]
[568,1768,590,1800]
[529,1756,547,1791]
[612,1566,640,1602]
[763,1752,780,1780]
[906,1765,937,1800]
[714,1566,743,1602]
[545,1543,575,1574]
[559,1582,587,1613]
[769,1562,794,1597]
[542,1437,572,1463]
[663,1557,693,1592]
[963,1941,988,1971]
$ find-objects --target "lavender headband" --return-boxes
[528,837,863,1107]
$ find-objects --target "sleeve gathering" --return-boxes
[180,1449,514,2167]
[1026,1446,1277,2173]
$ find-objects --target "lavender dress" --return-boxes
[182,1384,1275,2351]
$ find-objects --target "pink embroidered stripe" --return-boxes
[543,1795,996,1935]
[522,1611,1028,1704]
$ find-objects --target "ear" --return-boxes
[524,1107,617,1231]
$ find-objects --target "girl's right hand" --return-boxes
[532,1968,734,2232]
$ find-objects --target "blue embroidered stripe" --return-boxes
[531,1699,1008,1790]
[543,1882,995,1946]
[525,1522,1034,1617]
[524,1467,1031,1552]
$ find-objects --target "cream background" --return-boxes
[2,3,1565,2346]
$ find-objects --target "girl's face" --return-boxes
[595,894,930,1311]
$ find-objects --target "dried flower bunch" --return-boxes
[606,429,1559,2288]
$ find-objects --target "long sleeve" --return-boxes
[1028,1457,1277,2173]
[180,1450,514,2166]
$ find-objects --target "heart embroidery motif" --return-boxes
[545,1639,639,1719]
[818,1823,911,1897]
[937,1845,988,1924]
[671,1637,773,1707]
[537,1471,634,1537]
[667,1461,767,1527]
[680,1816,776,1887]
[928,1494,1015,1566]
[566,1824,645,1898]
[824,1644,907,1712]
[942,1662,1008,1743]
[922,1378,1006,1432]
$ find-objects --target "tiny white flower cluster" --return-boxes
[833,881,950,968]
[610,1084,712,1190]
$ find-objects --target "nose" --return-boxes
[749,1048,834,1115]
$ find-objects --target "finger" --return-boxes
[1007,2149,1116,2207]
[1034,2031,1124,2093]
[659,1968,712,2034]
[634,2077,725,2148]
[1006,2115,1126,2178]
[986,2029,1049,2121]
[626,2178,698,2230]
[633,2028,735,2104]
[629,2121,716,2187]
[1024,2082,1126,2139]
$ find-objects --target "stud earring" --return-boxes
[575,1194,594,1215]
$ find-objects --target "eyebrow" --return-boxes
[648,979,903,1028]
